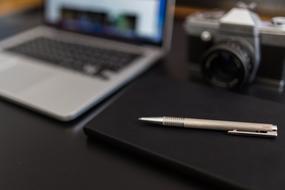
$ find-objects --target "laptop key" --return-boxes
[83,65,97,75]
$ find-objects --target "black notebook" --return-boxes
[84,73,285,190]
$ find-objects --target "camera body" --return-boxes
[185,8,285,91]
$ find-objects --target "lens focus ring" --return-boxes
[202,41,253,89]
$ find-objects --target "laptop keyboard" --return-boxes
[6,37,140,80]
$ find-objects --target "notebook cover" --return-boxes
[84,73,285,190]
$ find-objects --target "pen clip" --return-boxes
[228,130,278,137]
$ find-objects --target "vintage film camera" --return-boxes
[185,6,285,91]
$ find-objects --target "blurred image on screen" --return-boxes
[46,0,167,44]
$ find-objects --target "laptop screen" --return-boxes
[45,0,168,46]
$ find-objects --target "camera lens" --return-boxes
[202,42,253,89]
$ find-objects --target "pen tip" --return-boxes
[138,117,147,121]
[138,117,164,124]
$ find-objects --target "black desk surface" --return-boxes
[1,9,285,190]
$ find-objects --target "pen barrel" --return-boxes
[183,118,275,132]
[163,117,276,132]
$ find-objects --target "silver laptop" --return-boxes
[0,0,174,121]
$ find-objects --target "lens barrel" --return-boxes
[202,41,253,89]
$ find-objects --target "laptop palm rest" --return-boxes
[0,56,106,120]
[0,62,54,94]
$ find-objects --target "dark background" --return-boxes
[177,0,285,16]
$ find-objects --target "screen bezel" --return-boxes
[43,0,169,47]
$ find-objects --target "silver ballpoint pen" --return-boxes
[139,117,278,137]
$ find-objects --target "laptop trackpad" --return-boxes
[0,62,55,94]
